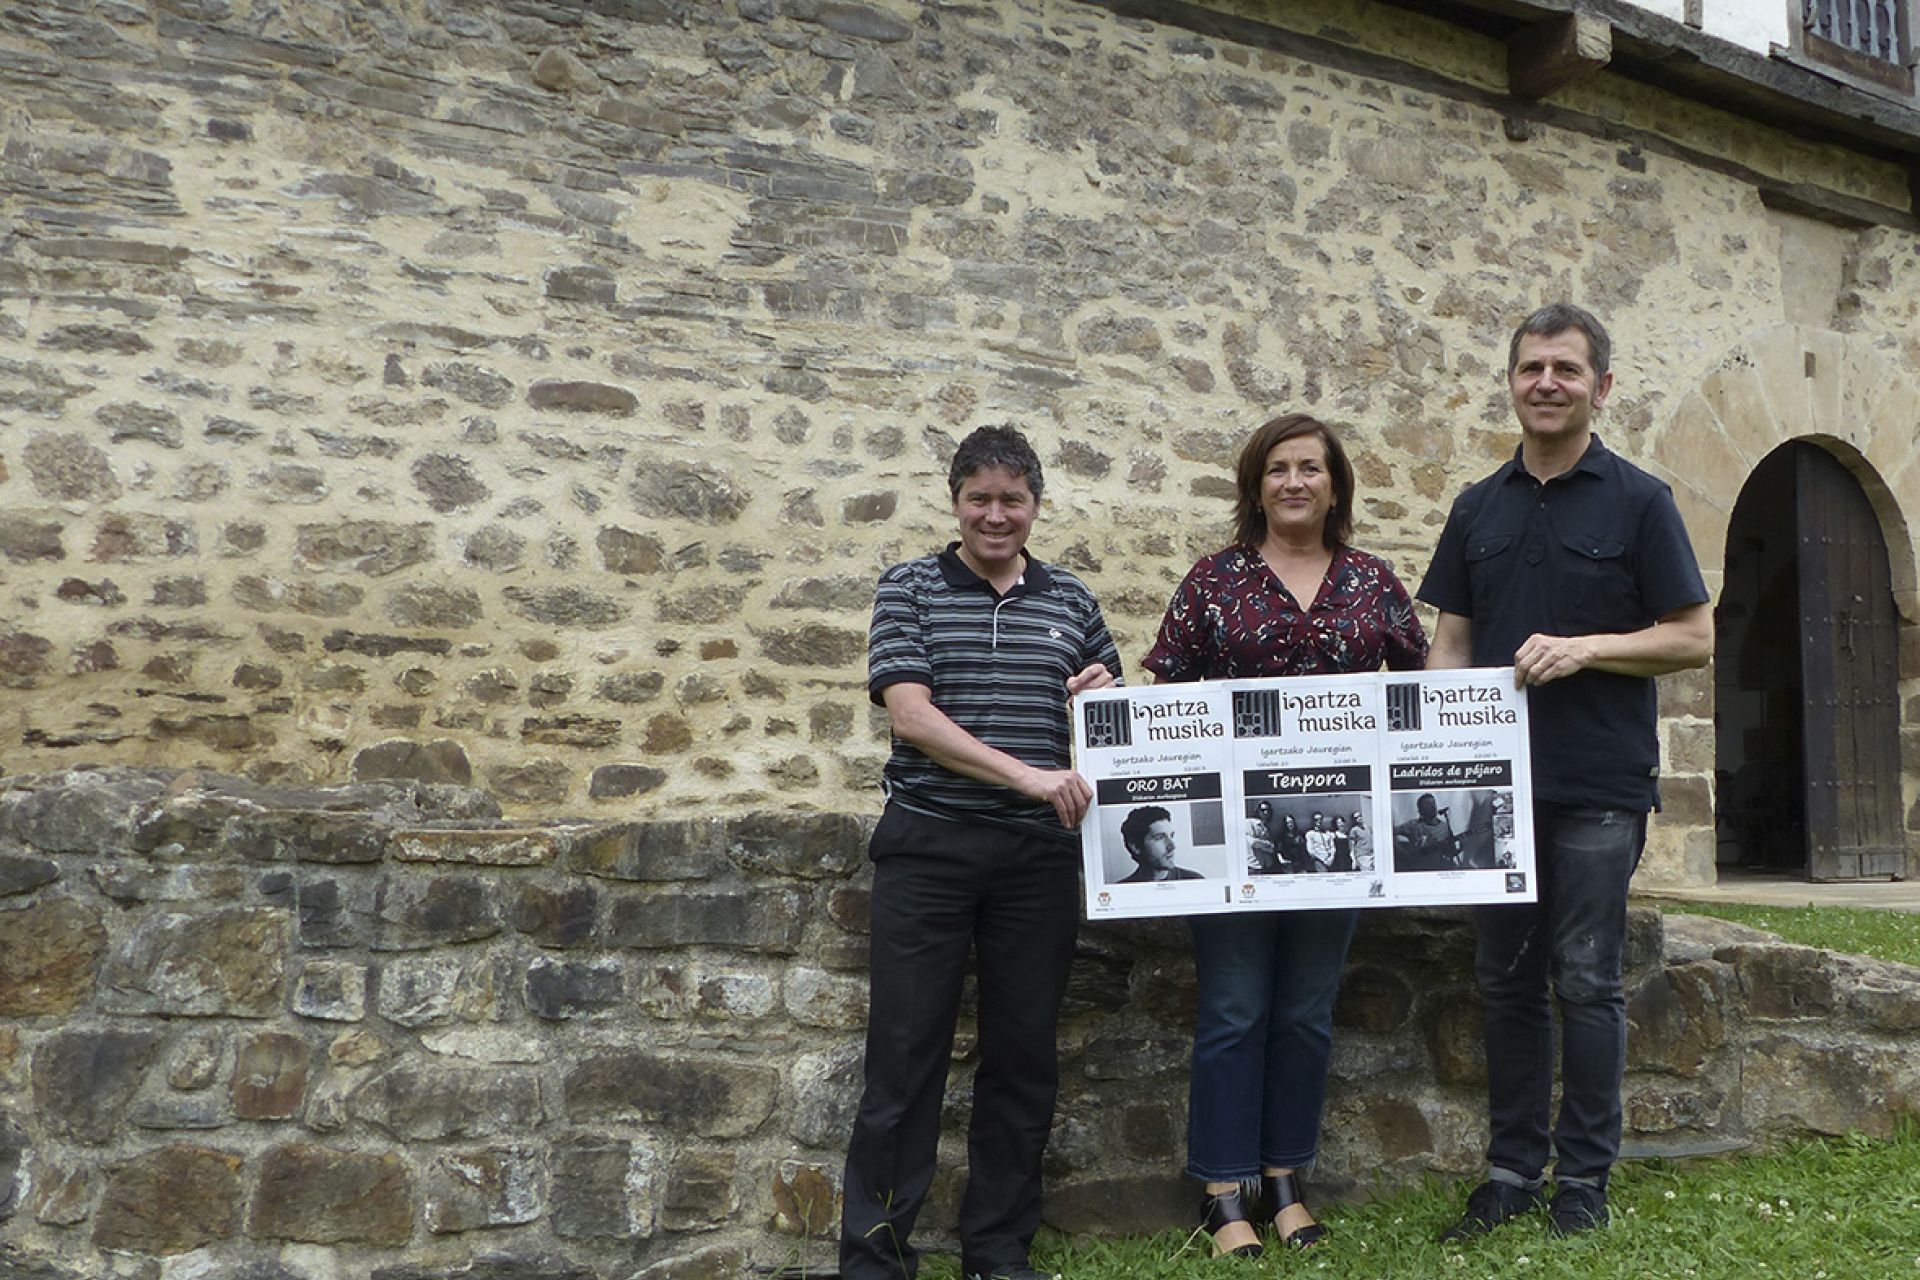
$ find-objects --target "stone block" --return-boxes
[1625,1081,1726,1135]
[726,813,867,879]
[297,875,375,949]
[249,1144,413,1245]
[221,810,392,864]
[0,896,106,1015]
[92,1145,243,1255]
[630,461,747,524]
[23,432,120,502]
[1333,963,1415,1032]
[757,623,865,668]
[1627,961,1730,1076]
[294,520,433,577]
[550,1136,660,1239]
[625,1245,747,1280]
[28,1159,91,1227]
[371,875,502,950]
[770,1161,837,1237]
[570,820,727,881]
[424,1144,545,1234]
[782,966,868,1030]
[351,1063,544,1141]
[526,956,624,1020]
[501,586,628,628]
[632,964,778,1022]
[487,760,574,804]
[99,908,287,1017]
[1740,1034,1909,1137]
[1042,1174,1189,1237]
[590,764,668,798]
[232,1032,311,1120]
[0,1109,22,1219]
[393,828,563,867]
[521,716,621,748]
[1717,942,1837,1019]
[564,1052,778,1138]
[607,889,806,952]
[353,739,474,786]
[32,1027,161,1143]
[293,960,367,1021]
[785,1043,864,1147]
[661,1148,737,1231]
[596,527,664,575]
[509,883,599,948]
[0,513,64,562]
[527,379,638,414]
[1421,986,1486,1087]
[1842,960,1920,1031]
[3,771,164,852]
[378,954,466,1027]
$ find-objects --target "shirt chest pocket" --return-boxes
[1463,531,1515,617]
[1554,532,1633,625]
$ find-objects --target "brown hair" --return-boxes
[1231,413,1354,550]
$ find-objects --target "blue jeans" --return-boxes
[1185,908,1358,1179]
[1474,803,1645,1185]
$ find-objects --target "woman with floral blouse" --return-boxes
[1143,413,1427,1256]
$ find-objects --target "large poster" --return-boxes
[1077,669,1535,919]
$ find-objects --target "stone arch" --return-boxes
[1645,324,1920,622]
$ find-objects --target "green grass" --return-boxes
[1655,900,1920,969]
[915,1127,1920,1280]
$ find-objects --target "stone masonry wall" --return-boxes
[3,769,1919,1280]
[2,0,1917,885]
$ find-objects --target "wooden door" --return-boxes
[1795,444,1905,880]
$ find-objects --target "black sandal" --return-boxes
[1200,1183,1265,1259]
[1262,1172,1328,1249]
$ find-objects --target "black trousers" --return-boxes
[839,804,1081,1280]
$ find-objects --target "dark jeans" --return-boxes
[1474,803,1646,1185]
[1185,907,1358,1179]
[840,805,1080,1280]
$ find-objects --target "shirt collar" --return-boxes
[1497,432,1614,486]
[937,542,1052,593]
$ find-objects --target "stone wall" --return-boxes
[3,769,1919,1279]
[2,0,1917,885]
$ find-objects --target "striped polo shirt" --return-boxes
[869,543,1123,838]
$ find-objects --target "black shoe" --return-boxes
[1547,1182,1609,1237]
[1200,1183,1265,1259]
[1437,1179,1547,1242]
[1261,1171,1327,1249]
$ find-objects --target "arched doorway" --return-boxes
[1715,440,1904,881]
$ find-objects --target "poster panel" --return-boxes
[1076,670,1535,919]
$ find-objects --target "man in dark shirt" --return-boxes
[1419,304,1711,1239]
[1393,794,1458,872]
[842,426,1121,1280]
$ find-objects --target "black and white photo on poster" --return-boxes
[1092,780,1229,885]
[1387,787,1517,873]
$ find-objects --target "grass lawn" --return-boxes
[1654,900,1920,969]
[954,1126,1920,1280]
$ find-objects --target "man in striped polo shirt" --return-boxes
[840,425,1122,1280]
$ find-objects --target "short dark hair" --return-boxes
[1120,805,1172,855]
[949,425,1044,502]
[1507,303,1611,379]
[1231,413,1354,550]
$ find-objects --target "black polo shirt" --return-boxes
[868,544,1123,837]
[1417,435,1707,811]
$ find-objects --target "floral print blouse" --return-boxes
[1143,544,1429,681]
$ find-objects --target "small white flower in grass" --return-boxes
[1824,1212,1838,1222]
[1664,1190,1676,1200]
[1708,1192,1723,1203]
[1756,1202,1774,1217]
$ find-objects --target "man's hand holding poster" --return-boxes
[1076,670,1535,919]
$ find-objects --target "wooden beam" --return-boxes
[1508,12,1612,99]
